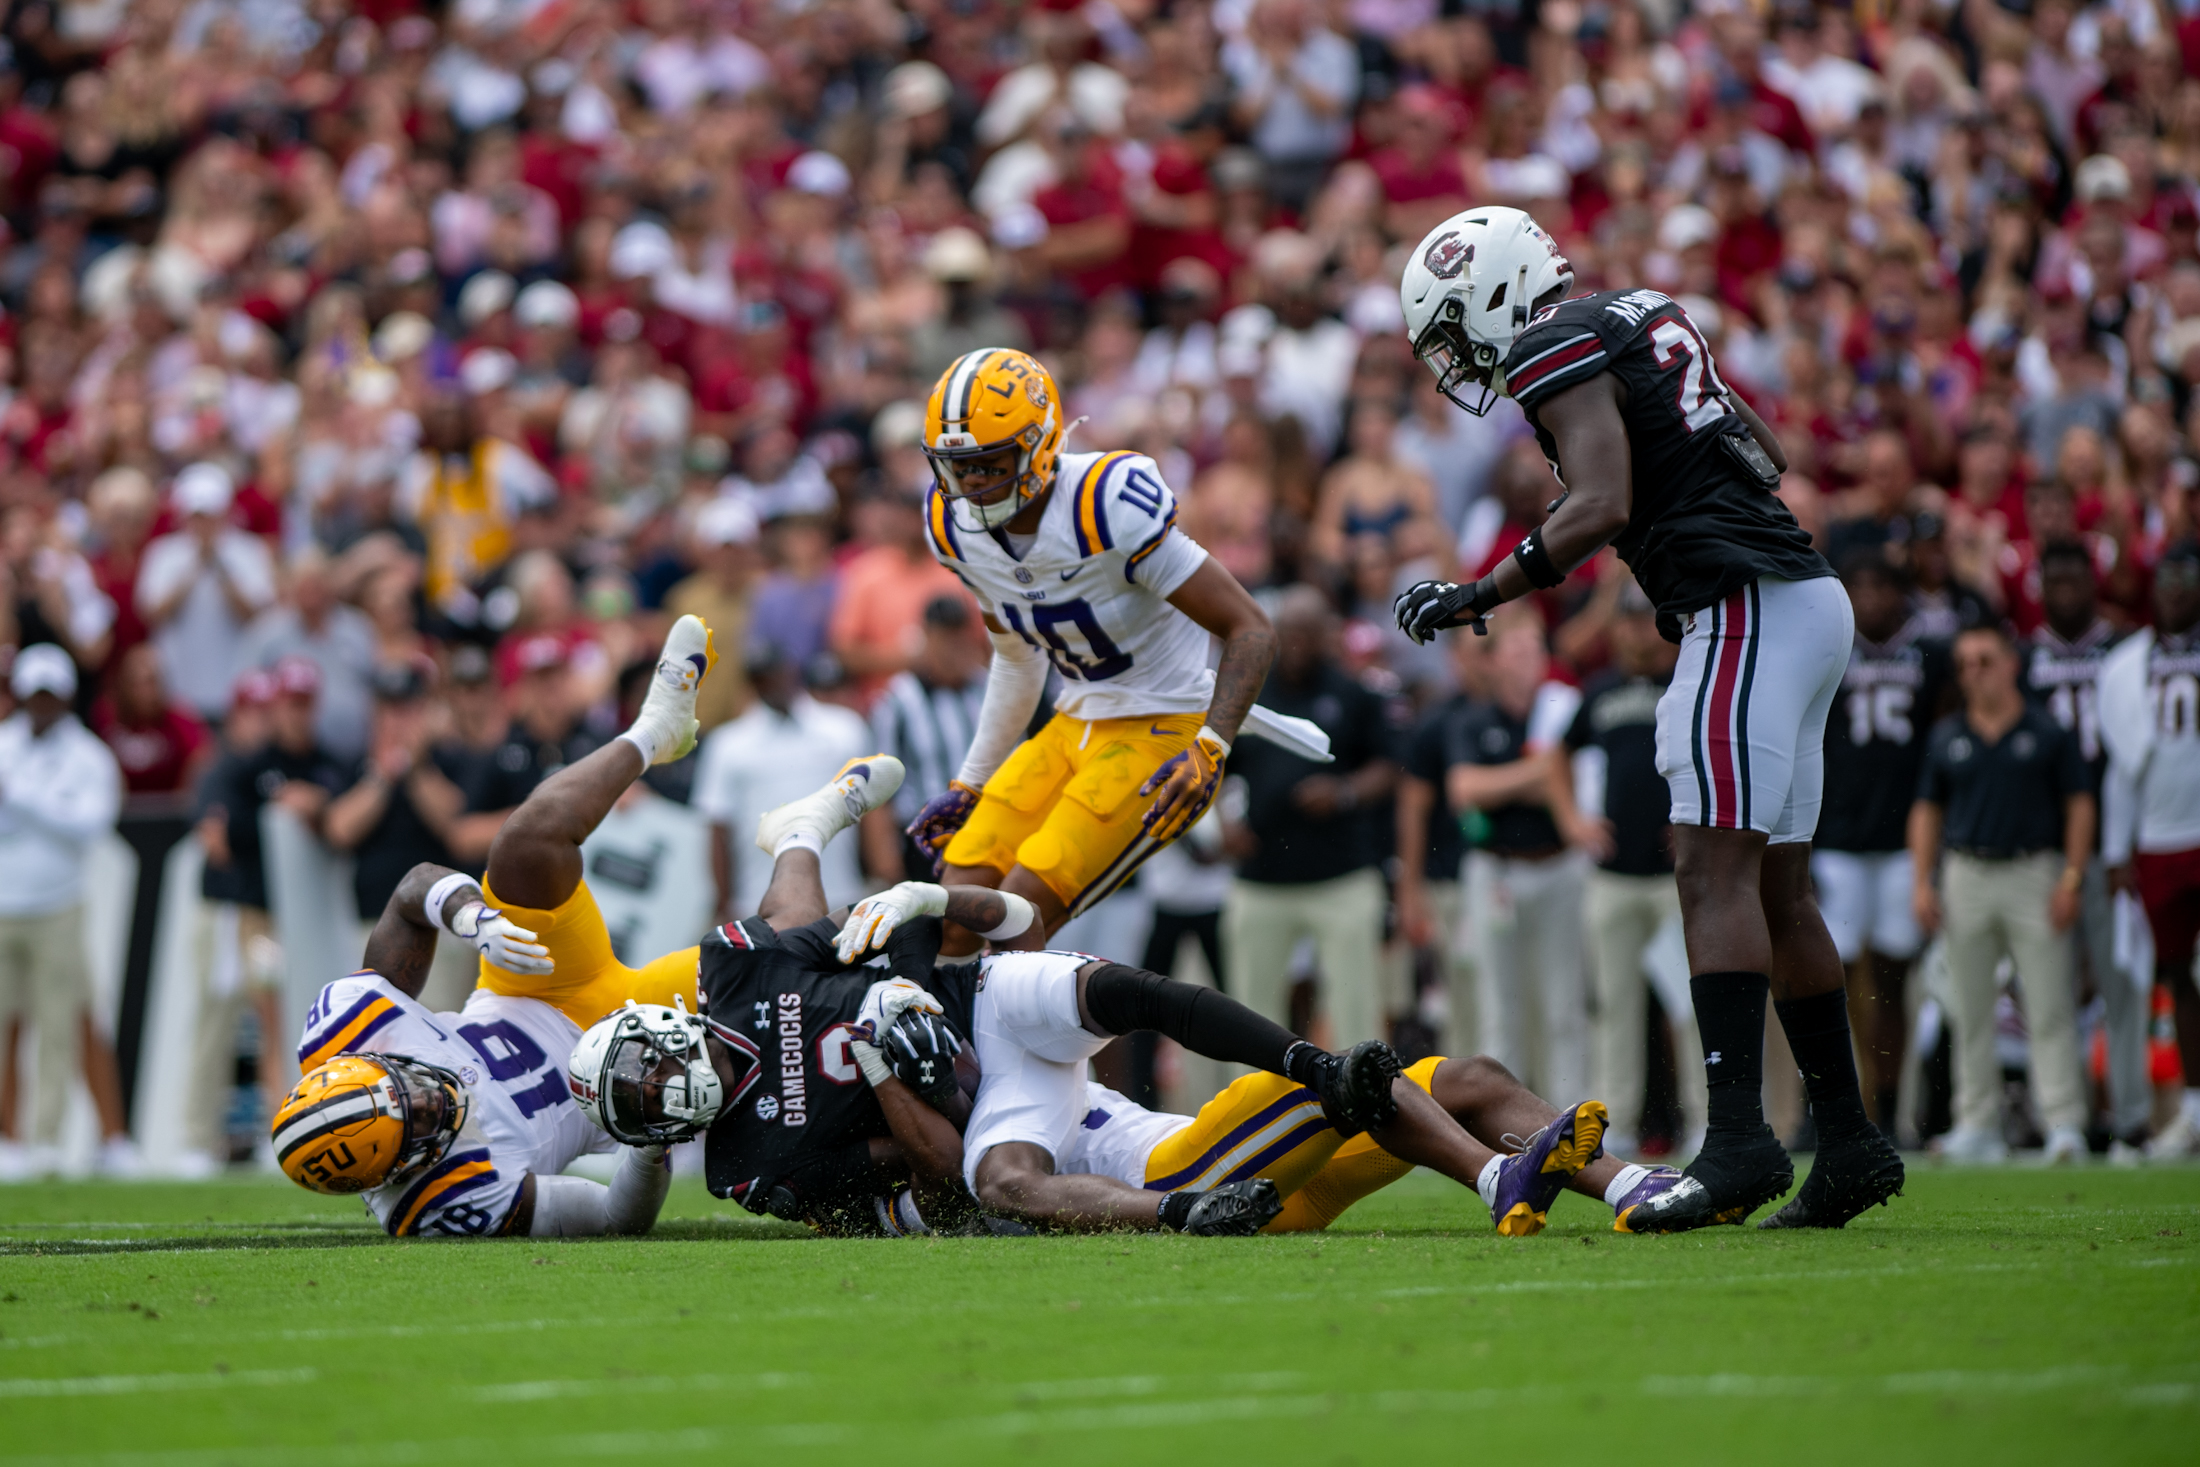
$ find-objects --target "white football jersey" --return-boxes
[295,973,612,1237]
[925,450,1214,721]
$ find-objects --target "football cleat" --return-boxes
[1623,1125,1793,1233]
[1757,1131,1905,1230]
[1296,1040,1404,1139]
[630,614,717,765]
[1180,1178,1283,1236]
[755,754,907,856]
[884,1008,965,1107]
[1607,1165,1690,1232]
[272,1052,468,1195]
[1490,1099,1608,1237]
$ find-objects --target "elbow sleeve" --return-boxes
[956,633,1048,789]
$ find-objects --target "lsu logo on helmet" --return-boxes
[922,348,1065,530]
[271,1052,469,1194]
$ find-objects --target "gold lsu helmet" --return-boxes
[271,1052,469,1195]
[922,348,1064,529]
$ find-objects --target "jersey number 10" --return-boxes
[1000,599,1134,681]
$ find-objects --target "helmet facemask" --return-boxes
[378,1053,470,1182]
[574,997,724,1145]
[925,418,1051,531]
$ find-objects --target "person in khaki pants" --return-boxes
[1910,623,2095,1164]
[0,647,124,1180]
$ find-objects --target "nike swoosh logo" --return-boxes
[1060,565,1084,580]
[1150,724,1170,738]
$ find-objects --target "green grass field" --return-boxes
[1,1164,2195,1466]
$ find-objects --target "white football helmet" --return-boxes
[1400,206,1574,415]
[568,996,723,1145]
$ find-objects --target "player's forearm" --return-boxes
[1203,618,1276,745]
[874,1079,964,1185]
[2063,793,2097,875]
[363,863,471,999]
[1906,802,1942,883]
[956,632,1047,787]
[602,1145,672,1235]
[1448,758,1551,812]
[1396,776,1434,884]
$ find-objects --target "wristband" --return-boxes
[979,892,1038,942]
[849,1038,894,1087]
[423,872,483,937]
[1512,526,1565,589]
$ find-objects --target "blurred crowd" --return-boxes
[0,0,2197,1176]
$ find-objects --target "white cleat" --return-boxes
[630,614,716,765]
[95,1137,145,1179]
[1935,1125,2009,1165]
[2039,1127,2086,1165]
[755,755,907,856]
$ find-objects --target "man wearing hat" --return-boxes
[135,463,278,723]
[0,646,124,1179]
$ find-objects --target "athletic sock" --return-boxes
[1691,971,1771,1137]
[1475,1155,1504,1208]
[1774,989,1875,1145]
[1084,965,1299,1075]
[772,830,824,860]
[1602,1164,1651,1209]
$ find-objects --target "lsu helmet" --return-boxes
[1400,206,1573,415]
[921,348,1064,529]
[272,1052,468,1194]
[568,996,724,1145]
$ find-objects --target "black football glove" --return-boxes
[884,1008,964,1107]
[1393,577,1499,644]
[1177,1178,1283,1236]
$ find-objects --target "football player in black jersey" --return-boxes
[1391,206,1904,1231]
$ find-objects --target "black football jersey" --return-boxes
[2023,619,2120,788]
[1502,289,1827,630]
[1817,619,1953,853]
[696,915,978,1228]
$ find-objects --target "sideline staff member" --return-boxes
[1909,622,2094,1164]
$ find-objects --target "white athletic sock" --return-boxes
[1475,1155,1505,1208]
[773,830,824,859]
[617,726,661,766]
[1602,1164,1651,1209]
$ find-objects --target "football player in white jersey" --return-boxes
[270,616,730,1238]
[900,347,1291,951]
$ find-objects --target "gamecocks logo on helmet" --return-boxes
[1423,232,1472,280]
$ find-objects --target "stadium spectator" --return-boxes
[829,479,981,711]
[1221,586,1396,1048]
[1911,623,2096,1163]
[1554,584,1699,1156]
[322,662,465,926]
[0,646,126,1180]
[236,546,377,763]
[871,594,991,882]
[91,643,208,800]
[662,497,760,734]
[693,640,879,919]
[2100,542,2200,1159]
[1447,610,1588,1105]
[135,463,276,723]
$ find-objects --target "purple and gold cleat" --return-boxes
[1610,1165,1693,1233]
[1490,1100,1609,1238]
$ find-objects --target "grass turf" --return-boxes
[0,1164,2194,1466]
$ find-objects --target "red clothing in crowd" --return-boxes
[92,699,207,796]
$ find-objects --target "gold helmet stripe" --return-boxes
[298,994,400,1072]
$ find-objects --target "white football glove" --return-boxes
[834,881,949,963]
[852,978,942,1047]
[449,900,553,975]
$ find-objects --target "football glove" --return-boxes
[1139,726,1229,842]
[835,882,949,963]
[448,900,553,975]
[852,977,943,1047]
[906,781,982,875]
[1394,577,1497,644]
[884,1008,964,1106]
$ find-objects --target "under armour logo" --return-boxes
[754,1001,770,1031]
[1706,1050,1723,1066]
